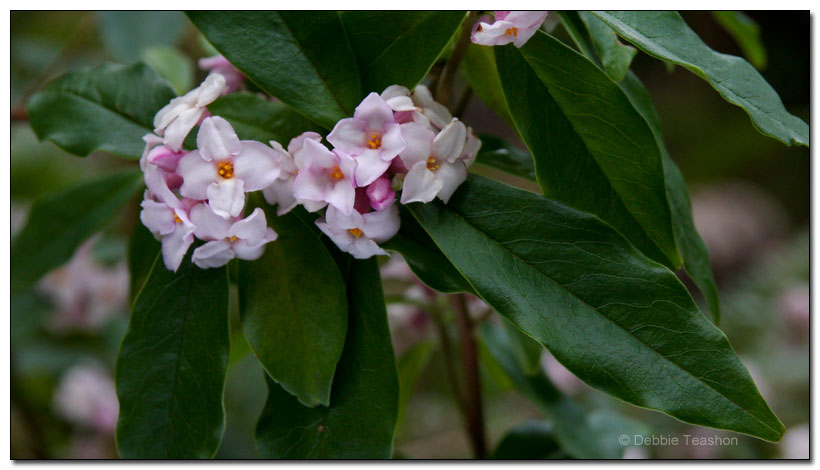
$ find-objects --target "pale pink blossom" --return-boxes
[366,175,396,211]
[153,73,227,151]
[316,204,400,259]
[176,116,281,219]
[53,363,119,433]
[328,93,406,186]
[189,204,277,268]
[471,11,548,48]
[400,119,469,204]
[291,138,357,215]
[261,140,299,216]
[198,55,245,93]
[140,166,196,272]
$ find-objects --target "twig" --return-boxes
[450,293,487,459]
[435,12,480,107]
[453,86,473,119]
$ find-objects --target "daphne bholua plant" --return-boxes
[17,10,808,459]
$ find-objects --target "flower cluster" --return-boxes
[139,69,480,269]
[471,11,548,48]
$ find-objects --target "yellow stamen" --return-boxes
[505,27,518,37]
[217,160,235,179]
[348,228,363,238]
[367,132,382,150]
[173,214,182,223]
[330,165,344,180]
[229,235,238,242]
[426,156,440,171]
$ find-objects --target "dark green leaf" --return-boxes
[712,11,767,70]
[187,11,361,129]
[462,44,512,123]
[255,258,399,458]
[11,170,143,293]
[127,215,161,303]
[98,11,186,63]
[207,92,324,144]
[409,175,784,442]
[592,11,808,146]
[396,341,433,431]
[342,11,465,93]
[496,36,678,267]
[27,63,177,159]
[578,11,636,81]
[491,421,564,459]
[116,253,230,458]
[383,205,474,294]
[239,202,347,407]
[474,134,535,181]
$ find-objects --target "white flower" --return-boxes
[291,138,357,215]
[316,204,400,259]
[153,73,227,151]
[400,119,469,204]
[189,205,277,268]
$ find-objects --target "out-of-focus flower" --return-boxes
[198,55,245,93]
[780,423,809,459]
[52,363,119,433]
[153,73,226,151]
[471,11,548,48]
[778,283,810,333]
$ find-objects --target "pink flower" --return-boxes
[316,204,400,259]
[198,55,245,93]
[153,73,227,151]
[176,116,281,219]
[366,175,396,211]
[53,363,119,433]
[291,138,357,215]
[471,11,548,48]
[261,140,299,216]
[189,204,277,268]
[400,119,469,204]
[140,165,196,272]
[328,93,406,186]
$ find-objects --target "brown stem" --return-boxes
[435,12,480,107]
[11,106,28,122]
[450,293,487,459]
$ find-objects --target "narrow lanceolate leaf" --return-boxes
[712,11,767,70]
[208,93,323,144]
[27,63,176,158]
[342,11,466,93]
[256,258,399,458]
[479,320,619,459]
[239,203,348,407]
[496,35,678,268]
[578,11,636,81]
[462,44,512,123]
[11,170,143,293]
[592,11,808,147]
[116,253,230,458]
[409,175,784,442]
[187,11,362,129]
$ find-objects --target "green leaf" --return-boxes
[496,35,679,267]
[491,421,564,459]
[342,11,465,93]
[712,11,767,70]
[479,319,618,459]
[27,63,176,158]
[115,253,230,458]
[474,134,535,181]
[255,258,399,458]
[98,11,187,63]
[11,170,143,293]
[591,11,808,146]
[578,11,636,81]
[238,203,348,407]
[127,215,161,303]
[207,92,323,144]
[141,45,194,95]
[187,11,362,129]
[396,341,434,431]
[462,44,512,123]
[383,205,474,294]
[408,175,784,442]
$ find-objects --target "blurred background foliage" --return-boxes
[10,11,808,459]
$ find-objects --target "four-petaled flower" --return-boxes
[153,73,227,151]
[316,204,400,259]
[400,119,469,204]
[139,166,196,272]
[189,204,278,269]
[471,11,549,48]
[291,138,357,215]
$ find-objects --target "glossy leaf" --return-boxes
[116,253,230,458]
[239,202,348,407]
[713,11,767,70]
[408,175,784,442]
[11,170,143,293]
[342,11,465,93]
[255,258,399,458]
[207,92,323,144]
[592,11,808,146]
[496,37,678,267]
[27,63,176,159]
[461,43,512,123]
[491,421,564,459]
[98,11,186,63]
[127,215,161,302]
[396,341,434,431]
[187,11,361,129]
[578,11,636,81]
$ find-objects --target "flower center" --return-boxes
[229,235,238,242]
[173,214,182,223]
[426,156,440,171]
[367,133,382,150]
[330,165,345,180]
[348,228,363,238]
[505,27,518,37]
[217,160,235,179]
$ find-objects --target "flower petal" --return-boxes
[177,151,218,200]
[400,161,443,204]
[361,204,400,242]
[207,178,246,219]
[192,240,235,269]
[316,219,355,252]
[140,199,176,237]
[189,203,232,240]
[398,122,435,168]
[197,116,241,161]
[163,107,203,151]
[349,238,388,259]
[354,92,395,130]
[326,179,356,216]
[228,207,270,245]
[262,178,297,216]
[327,117,366,155]
[162,224,195,272]
[353,149,391,187]
[471,20,514,47]
[194,73,228,106]
[435,160,468,203]
[433,119,467,162]
[381,85,416,112]
[234,140,281,191]
[379,122,405,162]
[325,205,365,231]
